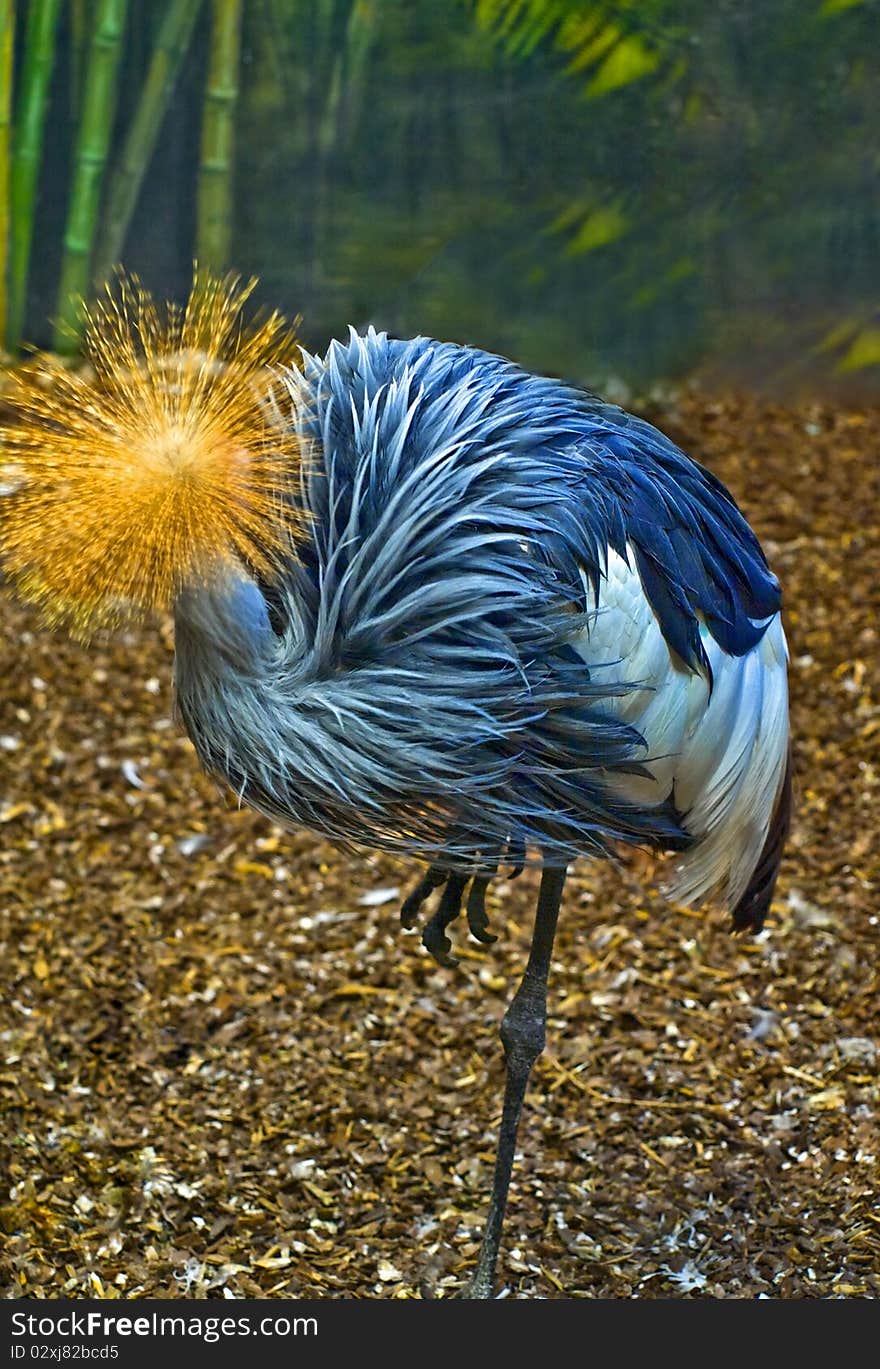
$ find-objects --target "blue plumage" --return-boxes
[169,326,791,1297]
[305,333,780,668]
[174,328,786,885]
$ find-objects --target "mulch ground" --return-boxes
[1,388,878,1299]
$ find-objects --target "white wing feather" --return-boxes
[573,545,789,912]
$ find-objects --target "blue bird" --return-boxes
[173,328,791,1295]
[3,299,791,1298]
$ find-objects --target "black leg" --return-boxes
[461,863,567,1299]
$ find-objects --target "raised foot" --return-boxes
[399,854,517,965]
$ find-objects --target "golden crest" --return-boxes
[0,270,304,636]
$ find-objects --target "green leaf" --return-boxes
[837,327,880,371]
[815,319,858,353]
[547,197,589,233]
[561,20,618,76]
[683,89,703,123]
[630,255,696,308]
[586,33,661,97]
[564,204,628,255]
[821,0,867,15]
[666,255,697,283]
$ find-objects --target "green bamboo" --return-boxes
[196,0,243,271]
[315,0,376,160]
[69,0,87,112]
[8,0,63,350]
[94,0,205,285]
[339,1,378,146]
[0,0,14,351]
[53,0,130,353]
[312,0,377,296]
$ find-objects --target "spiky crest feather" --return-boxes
[0,271,304,636]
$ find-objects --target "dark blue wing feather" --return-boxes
[225,329,782,867]
[573,414,781,671]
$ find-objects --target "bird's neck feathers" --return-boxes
[173,574,275,673]
[172,574,288,807]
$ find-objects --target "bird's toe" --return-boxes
[466,875,497,944]
[421,872,468,967]
[400,864,447,928]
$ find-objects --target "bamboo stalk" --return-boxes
[8,0,63,350]
[94,0,205,285]
[310,0,378,300]
[69,0,87,113]
[53,0,130,353]
[339,0,378,147]
[196,0,243,271]
[315,0,349,163]
[0,0,14,351]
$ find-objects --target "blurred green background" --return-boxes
[1,0,878,391]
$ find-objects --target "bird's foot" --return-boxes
[400,862,503,966]
[400,841,527,965]
[400,864,466,966]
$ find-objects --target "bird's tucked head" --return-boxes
[0,271,305,638]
